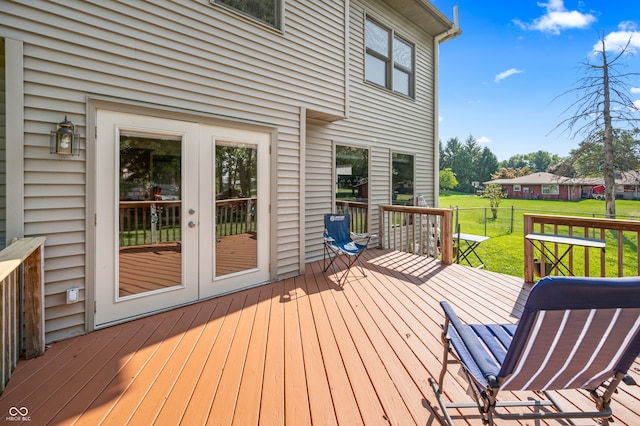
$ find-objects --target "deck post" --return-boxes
[523,214,535,283]
[440,209,453,265]
[23,243,45,359]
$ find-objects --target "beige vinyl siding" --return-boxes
[304,120,335,261]
[0,39,5,246]
[303,0,439,262]
[1,0,348,341]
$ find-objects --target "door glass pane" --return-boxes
[215,142,258,277]
[118,133,182,297]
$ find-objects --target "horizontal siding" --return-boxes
[0,0,448,341]
[0,39,5,245]
[0,0,349,341]
[304,0,440,262]
[305,121,334,261]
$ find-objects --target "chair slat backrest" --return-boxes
[499,276,640,391]
[324,214,351,245]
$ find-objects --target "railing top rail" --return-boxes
[0,237,46,282]
[119,200,181,207]
[524,213,640,232]
[380,205,452,216]
[336,200,368,208]
[216,197,256,206]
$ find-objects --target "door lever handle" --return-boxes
[188,221,196,228]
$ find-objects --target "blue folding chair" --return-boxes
[323,213,372,285]
[430,276,640,425]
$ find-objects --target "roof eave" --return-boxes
[381,0,455,36]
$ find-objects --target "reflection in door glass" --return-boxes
[215,142,258,277]
[118,133,182,297]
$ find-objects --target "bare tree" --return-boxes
[553,35,640,217]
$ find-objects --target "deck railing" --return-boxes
[119,198,257,246]
[524,213,640,283]
[1,237,46,393]
[336,200,368,234]
[378,205,454,264]
[119,201,181,246]
[216,198,256,237]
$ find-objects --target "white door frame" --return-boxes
[92,109,274,328]
[198,125,271,299]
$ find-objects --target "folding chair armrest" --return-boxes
[351,232,373,239]
[440,301,500,388]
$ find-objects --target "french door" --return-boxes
[95,110,270,327]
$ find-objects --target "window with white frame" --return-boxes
[365,17,415,98]
[542,184,559,195]
[214,0,281,29]
[513,184,521,192]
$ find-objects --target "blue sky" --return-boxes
[433,0,640,161]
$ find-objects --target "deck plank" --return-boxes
[258,284,285,425]
[300,267,363,425]
[307,263,388,425]
[153,298,232,424]
[294,274,339,425]
[232,286,272,426]
[282,277,312,425]
[0,249,638,425]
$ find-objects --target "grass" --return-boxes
[439,193,640,278]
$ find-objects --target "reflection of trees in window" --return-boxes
[216,0,279,27]
[119,136,181,201]
[336,145,369,201]
[216,144,257,200]
[392,153,414,205]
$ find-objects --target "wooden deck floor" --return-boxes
[1,249,639,425]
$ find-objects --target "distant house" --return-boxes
[485,172,582,201]
[486,171,640,201]
[1,1,460,342]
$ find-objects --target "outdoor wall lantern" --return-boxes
[51,116,79,155]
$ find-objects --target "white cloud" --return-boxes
[631,87,640,94]
[477,136,491,144]
[494,68,523,83]
[514,0,596,35]
[594,22,640,54]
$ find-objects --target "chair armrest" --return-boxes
[440,301,500,388]
[323,234,336,243]
[351,232,377,239]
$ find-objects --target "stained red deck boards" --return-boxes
[1,249,639,425]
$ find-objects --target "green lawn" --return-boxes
[438,193,640,278]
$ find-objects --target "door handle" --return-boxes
[188,221,196,228]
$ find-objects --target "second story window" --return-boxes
[214,0,281,29]
[365,17,415,98]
